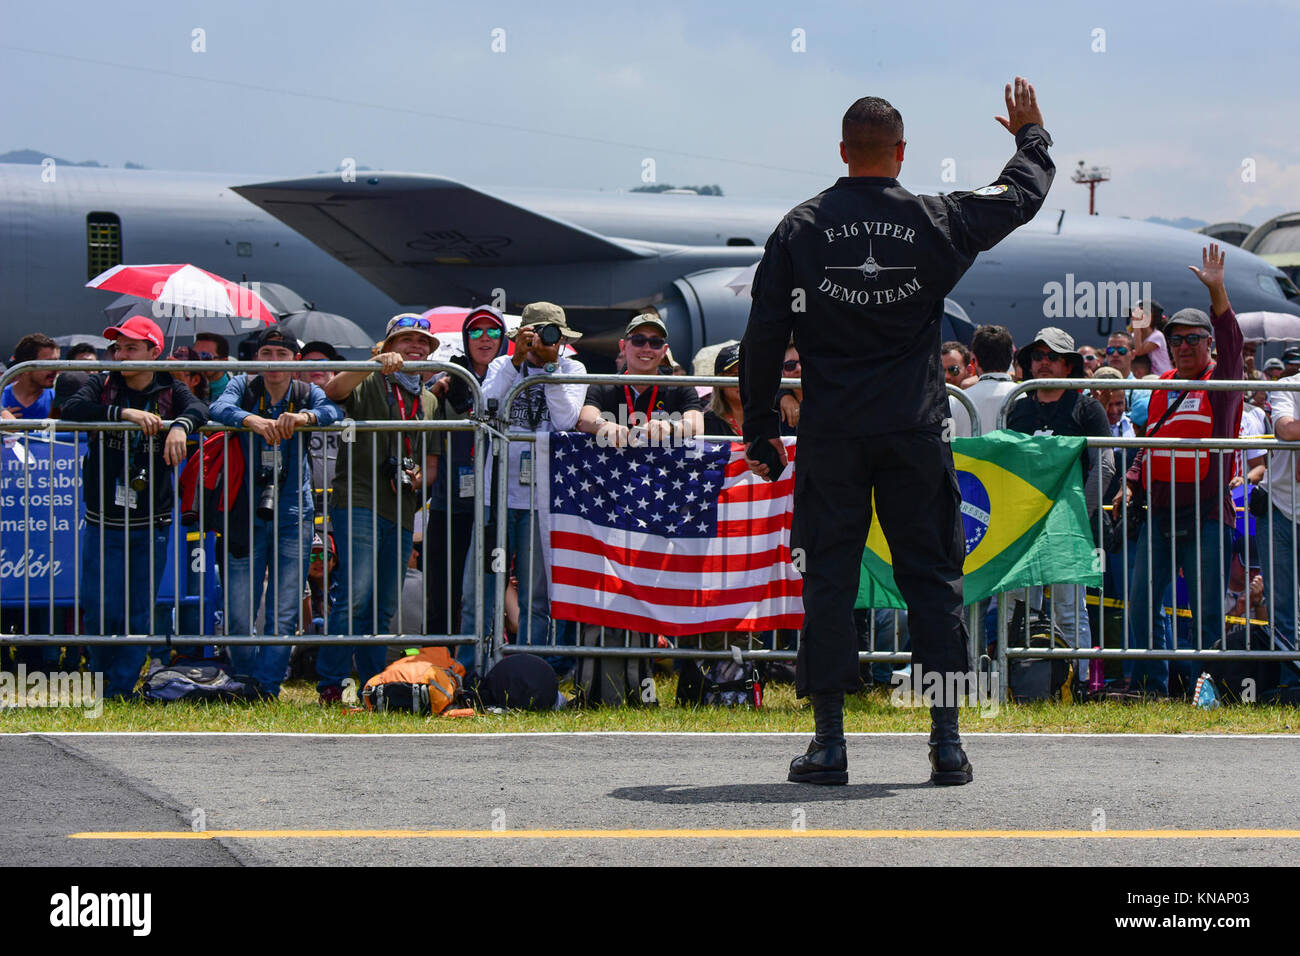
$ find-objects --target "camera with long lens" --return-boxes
[380,456,417,494]
[534,323,562,347]
[255,467,285,521]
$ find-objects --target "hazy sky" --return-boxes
[3,0,1297,225]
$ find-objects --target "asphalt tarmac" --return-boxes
[4,732,1300,866]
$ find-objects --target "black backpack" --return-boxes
[676,647,763,707]
[141,658,263,703]
[1000,601,1076,702]
[573,624,658,708]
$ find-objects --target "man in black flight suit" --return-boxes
[740,77,1054,786]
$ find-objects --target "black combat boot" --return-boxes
[928,706,973,785]
[788,691,848,785]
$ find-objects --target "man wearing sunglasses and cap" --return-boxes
[316,313,441,703]
[576,310,705,447]
[741,77,1054,786]
[481,302,588,659]
[1113,244,1244,697]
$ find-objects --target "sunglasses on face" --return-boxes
[467,327,503,340]
[1029,351,1063,363]
[390,316,431,331]
[1081,353,1099,362]
[1168,333,1209,347]
[782,360,801,372]
[627,334,667,349]
[309,551,334,564]
[1105,346,1129,356]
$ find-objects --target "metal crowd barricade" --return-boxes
[482,372,985,680]
[0,359,494,681]
[990,377,1300,700]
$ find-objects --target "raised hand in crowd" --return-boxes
[1189,242,1230,314]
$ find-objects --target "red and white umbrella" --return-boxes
[87,263,278,329]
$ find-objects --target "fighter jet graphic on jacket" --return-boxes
[823,239,918,282]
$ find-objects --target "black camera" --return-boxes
[129,464,150,494]
[534,323,562,347]
[381,456,417,494]
[255,467,284,522]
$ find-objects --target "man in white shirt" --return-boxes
[948,324,1018,437]
[1259,374,1300,662]
[480,302,588,658]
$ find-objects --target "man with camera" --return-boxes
[481,302,587,657]
[315,315,441,702]
[209,325,343,697]
[63,314,209,698]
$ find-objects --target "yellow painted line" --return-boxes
[68,828,1300,841]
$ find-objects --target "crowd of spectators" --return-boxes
[944,252,1299,699]
[2,262,1298,705]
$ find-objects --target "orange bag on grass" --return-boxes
[362,647,468,715]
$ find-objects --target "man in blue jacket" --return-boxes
[209,325,342,696]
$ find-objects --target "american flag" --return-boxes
[537,432,802,636]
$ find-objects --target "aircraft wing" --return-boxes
[232,173,648,302]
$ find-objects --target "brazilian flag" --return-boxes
[856,431,1100,608]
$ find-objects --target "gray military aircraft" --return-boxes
[3,162,1297,363]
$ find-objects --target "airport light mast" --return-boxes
[1072,161,1110,215]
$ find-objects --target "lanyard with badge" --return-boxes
[391,382,419,455]
[624,383,659,421]
[256,386,295,474]
[115,395,157,510]
[517,365,550,486]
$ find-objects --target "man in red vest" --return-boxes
[1113,244,1243,696]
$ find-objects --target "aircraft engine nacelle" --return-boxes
[654,266,758,363]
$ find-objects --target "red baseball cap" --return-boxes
[102,314,164,351]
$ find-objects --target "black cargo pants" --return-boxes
[792,426,971,697]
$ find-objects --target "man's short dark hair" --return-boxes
[970,325,1013,373]
[941,340,970,364]
[1132,354,1152,375]
[842,97,903,160]
[1108,330,1133,346]
[194,332,230,359]
[65,342,98,361]
[13,333,58,365]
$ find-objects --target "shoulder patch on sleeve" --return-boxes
[973,184,1010,197]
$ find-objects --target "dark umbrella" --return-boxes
[102,294,158,326]
[255,282,313,318]
[278,310,375,350]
